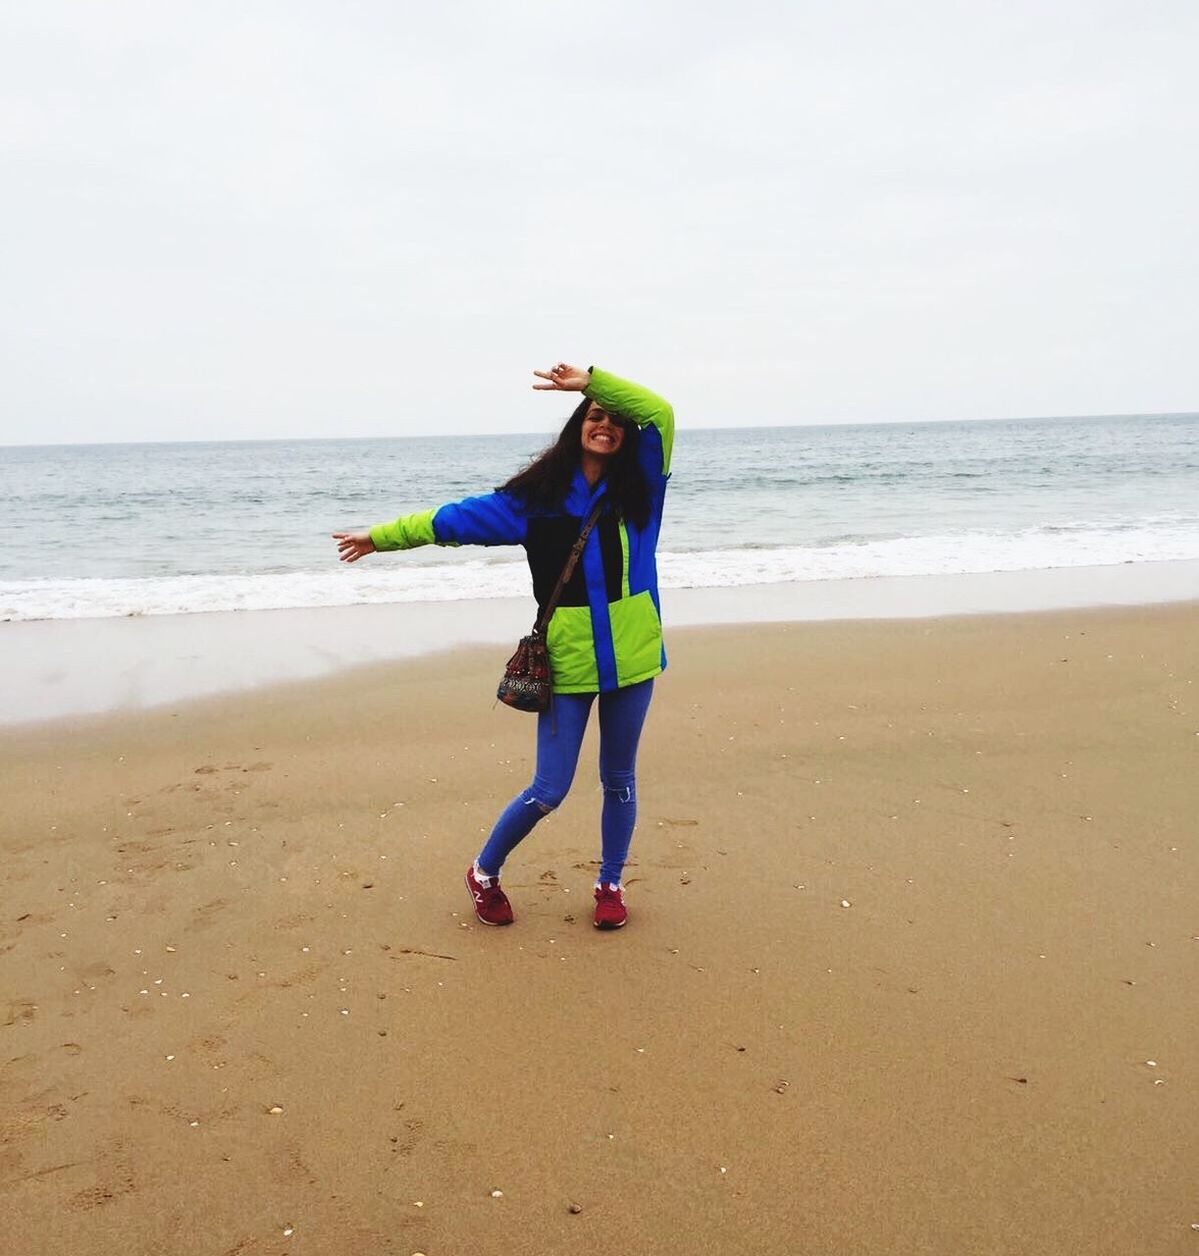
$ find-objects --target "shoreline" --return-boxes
[3,558,1199,727]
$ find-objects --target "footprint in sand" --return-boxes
[285,1146,318,1186]
[68,1140,136,1211]
[394,1117,425,1157]
[1,1087,70,1142]
[273,912,316,931]
[243,1050,282,1076]
[76,962,116,984]
[5,999,38,1027]
[186,898,230,931]
[115,839,158,855]
[192,762,272,775]
[244,963,322,995]
[218,1241,260,1256]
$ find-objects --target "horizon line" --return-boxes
[2,409,1196,450]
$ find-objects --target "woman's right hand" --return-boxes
[332,531,376,563]
[533,362,591,392]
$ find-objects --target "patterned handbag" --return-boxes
[496,502,604,712]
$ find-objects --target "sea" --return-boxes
[2,412,1198,622]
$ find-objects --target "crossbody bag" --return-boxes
[495,501,604,712]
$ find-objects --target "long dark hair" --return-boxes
[498,396,652,528]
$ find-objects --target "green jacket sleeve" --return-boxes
[585,367,675,476]
[369,509,437,552]
[368,493,527,552]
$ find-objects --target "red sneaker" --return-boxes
[465,863,514,926]
[593,883,627,930]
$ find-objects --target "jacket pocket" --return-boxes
[547,604,600,692]
[609,590,663,686]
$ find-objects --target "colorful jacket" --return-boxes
[369,368,674,693]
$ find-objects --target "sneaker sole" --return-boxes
[464,872,513,926]
[594,918,627,930]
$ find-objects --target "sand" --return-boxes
[2,604,1197,1255]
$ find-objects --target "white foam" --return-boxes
[659,522,1199,589]
[3,520,1199,622]
[0,559,535,622]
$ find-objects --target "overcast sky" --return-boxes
[2,0,1196,445]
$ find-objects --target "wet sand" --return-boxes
[2,604,1197,1254]
[7,557,1199,725]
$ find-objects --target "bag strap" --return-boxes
[532,501,605,637]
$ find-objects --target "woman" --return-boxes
[333,362,674,931]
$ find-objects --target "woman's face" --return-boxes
[581,404,626,458]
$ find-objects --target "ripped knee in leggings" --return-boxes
[601,780,636,804]
[522,788,560,815]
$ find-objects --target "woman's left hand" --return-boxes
[533,363,590,392]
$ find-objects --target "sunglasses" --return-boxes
[584,409,630,428]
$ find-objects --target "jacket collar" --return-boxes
[567,466,608,514]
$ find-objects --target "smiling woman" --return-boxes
[583,404,624,448]
[332,362,675,932]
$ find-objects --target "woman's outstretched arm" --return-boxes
[334,493,527,563]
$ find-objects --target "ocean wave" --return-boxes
[4,521,1199,622]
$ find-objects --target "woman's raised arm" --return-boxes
[532,361,674,476]
[585,367,674,478]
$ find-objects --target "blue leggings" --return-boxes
[477,679,654,886]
